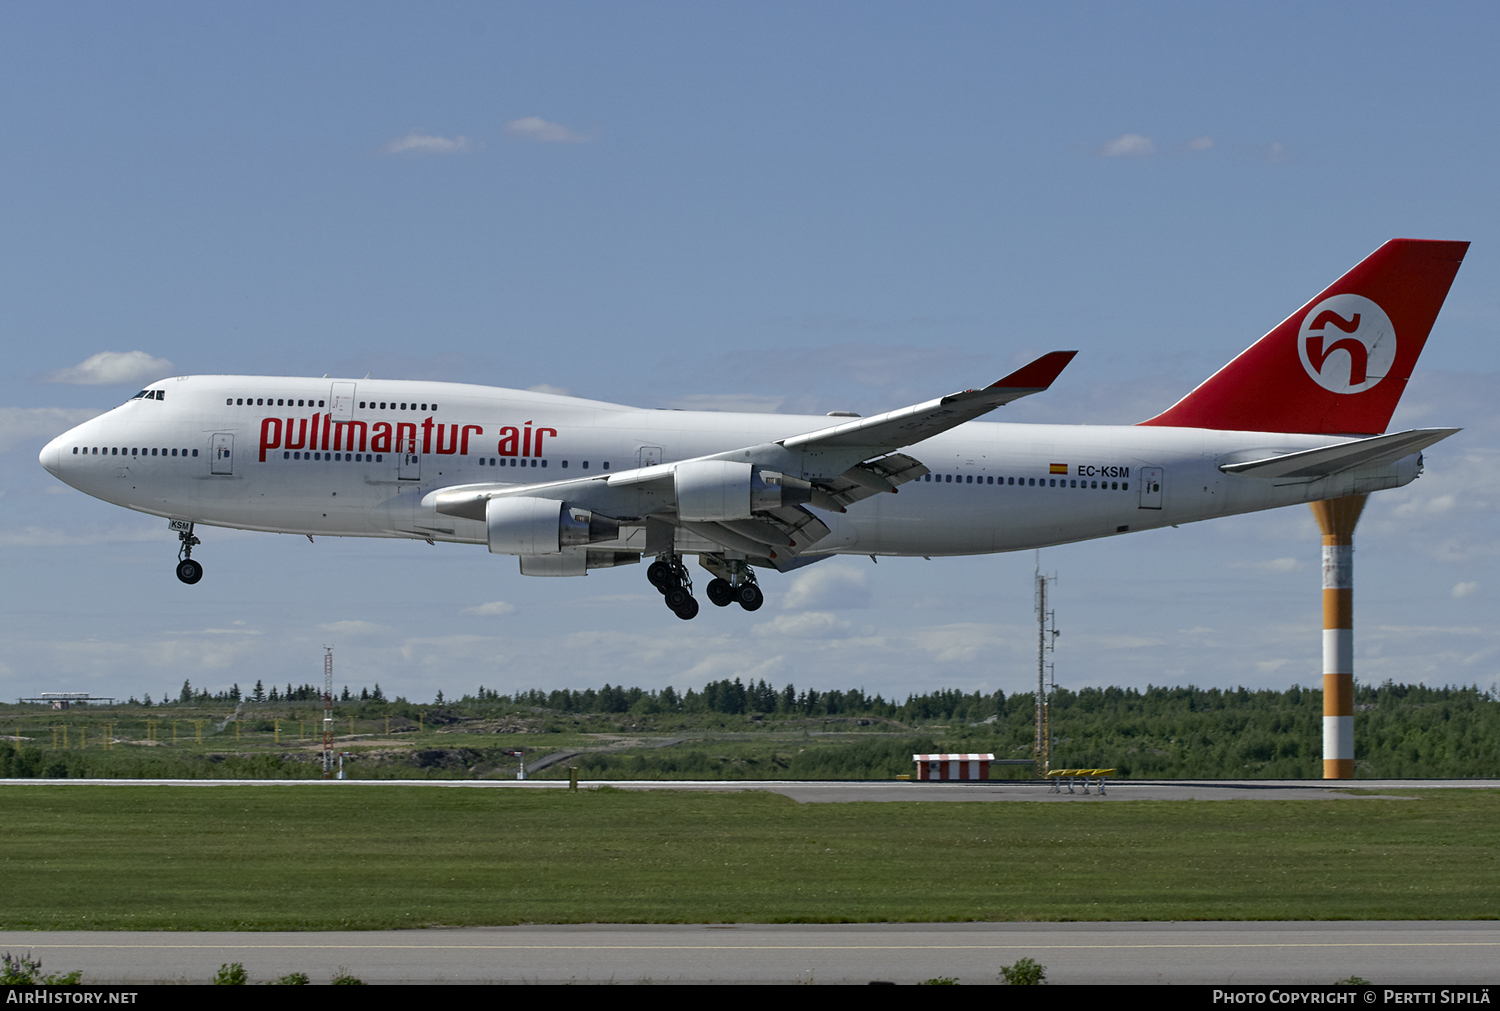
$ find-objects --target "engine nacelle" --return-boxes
[674,461,812,521]
[486,497,621,555]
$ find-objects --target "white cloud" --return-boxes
[462,601,516,616]
[383,132,471,155]
[506,117,589,143]
[781,564,872,610]
[0,407,102,451]
[1453,581,1479,599]
[317,620,389,635]
[1187,136,1214,151]
[752,612,852,638]
[52,636,260,673]
[1099,133,1156,157]
[0,524,169,547]
[42,351,174,386]
[1091,634,1168,649]
[1369,449,1500,562]
[1230,557,1303,574]
[1404,495,1464,516]
[909,622,1006,663]
[1238,141,1292,163]
[666,394,786,414]
[677,650,788,684]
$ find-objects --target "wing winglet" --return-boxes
[986,350,1078,392]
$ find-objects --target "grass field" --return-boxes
[1,785,1496,929]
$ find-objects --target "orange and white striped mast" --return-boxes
[1310,494,1366,779]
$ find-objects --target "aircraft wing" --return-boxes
[427,351,1077,540]
[781,351,1077,452]
[1218,428,1460,480]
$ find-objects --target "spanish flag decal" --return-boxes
[1049,463,1068,475]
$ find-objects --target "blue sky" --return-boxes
[2,2,1496,704]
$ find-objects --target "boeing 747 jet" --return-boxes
[41,239,1467,619]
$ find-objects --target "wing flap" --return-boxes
[814,453,930,510]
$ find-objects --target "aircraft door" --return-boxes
[329,382,356,423]
[638,445,663,468]
[398,429,421,481]
[211,434,234,475]
[1138,467,1163,509]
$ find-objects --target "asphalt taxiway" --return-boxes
[2,921,1495,985]
[4,777,1497,801]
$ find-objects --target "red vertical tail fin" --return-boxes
[1140,239,1468,435]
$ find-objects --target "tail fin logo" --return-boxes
[1297,293,1396,394]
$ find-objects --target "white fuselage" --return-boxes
[40,375,1420,562]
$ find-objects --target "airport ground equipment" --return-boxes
[1046,769,1116,795]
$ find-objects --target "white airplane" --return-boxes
[41,239,1467,619]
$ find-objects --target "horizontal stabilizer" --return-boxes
[1219,428,1459,480]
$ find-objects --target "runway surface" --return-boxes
[3,777,1497,802]
[2,922,1496,984]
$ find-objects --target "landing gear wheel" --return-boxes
[665,586,692,611]
[175,523,203,585]
[672,596,700,620]
[736,582,764,611]
[706,578,733,607]
[647,560,675,593]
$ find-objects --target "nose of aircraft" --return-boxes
[40,433,65,477]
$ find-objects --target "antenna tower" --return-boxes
[322,646,334,778]
[1034,564,1059,775]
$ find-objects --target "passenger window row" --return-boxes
[73,447,197,457]
[922,473,1128,490]
[228,398,439,411]
[269,455,610,469]
[478,458,549,468]
[281,452,382,462]
[359,401,436,411]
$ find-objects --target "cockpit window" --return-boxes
[127,390,164,403]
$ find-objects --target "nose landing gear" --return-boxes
[174,522,203,584]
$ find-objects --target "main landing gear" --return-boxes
[647,556,698,620]
[647,554,764,620]
[706,571,763,611]
[175,523,203,585]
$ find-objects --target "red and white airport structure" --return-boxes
[1312,494,1365,780]
[913,754,993,781]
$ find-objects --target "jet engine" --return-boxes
[486,497,621,555]
[673,461,812,521]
